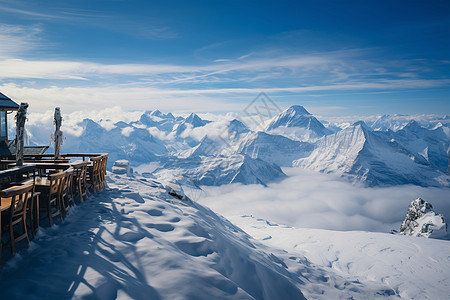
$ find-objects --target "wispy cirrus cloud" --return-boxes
[1,49,447,87]
[0,23,43,57]
[0,2,177,40]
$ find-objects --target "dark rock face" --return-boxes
[399,198,448,239]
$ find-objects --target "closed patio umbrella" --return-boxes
[15,102,28,166]
[53,107,64,159]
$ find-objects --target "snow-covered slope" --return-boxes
[0,175,308,299]
[266,105,332,140]
[237,131,314,167]
[387,121,450,173]
[295,121,450,187]
[230,215,450,300]
[4,174,434,299]
[155,154,286,186]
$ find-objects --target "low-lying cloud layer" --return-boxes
[196,168,450,233]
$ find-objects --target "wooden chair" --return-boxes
[0,183,34,255]
[73,164,88,202]
[100,154,108,190]
[37,172,65,226]
[89,156,102,192]
[26,191,40,238]
[61,168,75,212]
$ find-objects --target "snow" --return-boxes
[0,167,449,299]
[0,174,307,299]
[3,173,447,299]
[229,216,450,300]
[295,122,450,187]
[112,160,132,175]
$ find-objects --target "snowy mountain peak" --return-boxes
[286,105,311,115]
[138,112,156,126]
[81,118,105,134]
[402,120,423,131]
[228,119,250,136]
[266,105,331,139]
[185,113,206,127]
[150,110,163,117]
[352,120,369,128]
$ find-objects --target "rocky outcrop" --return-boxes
[399,198,448,239]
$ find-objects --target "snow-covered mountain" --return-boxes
[369,114,450,131]
[294,121,450,187]
[155,154,286,186]
[237,131,314,167]
[63,119,168,166]
[25,107,450,187]
[386,120,450,173]
[266,105,332,140]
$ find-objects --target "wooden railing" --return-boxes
[24,153,107,161]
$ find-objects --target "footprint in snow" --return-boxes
[168,217,181,223]
[122,192,145,203]
[175,239,214,257]
[119,231,146,243]
[145,223,175,232]
[147,209,163,216]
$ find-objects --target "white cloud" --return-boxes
[121,126,134,137]
[147,127,175,141]
[3,77,449,116]
[196,168,450,233]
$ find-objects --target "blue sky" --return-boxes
[0,0,449,116]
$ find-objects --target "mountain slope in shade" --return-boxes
[266,105,332,140]
[386,121,450,173]
[294,121,450,187]
[155,154,286,186]
[237,131,314,167]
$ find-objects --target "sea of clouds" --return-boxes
[196,167,450,233]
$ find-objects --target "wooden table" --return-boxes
[0,159,70,164]
[0,165,36,190]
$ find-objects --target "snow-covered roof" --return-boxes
[0,92,20,111]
